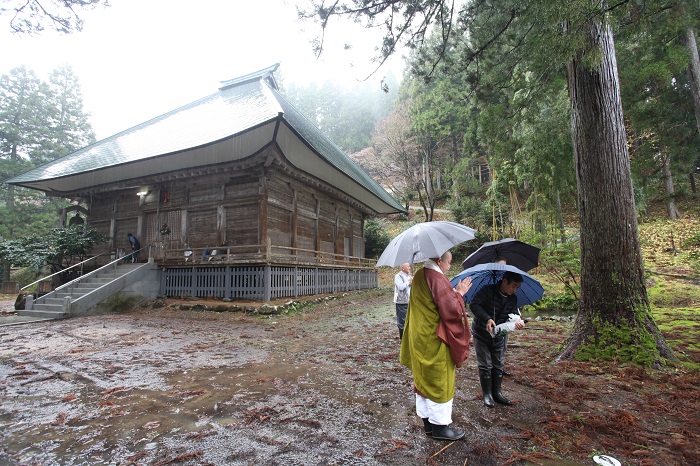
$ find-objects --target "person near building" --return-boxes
[127,233,141,263]
[393,262,412,340]
[470,271,524,408]
[399,250,473,441]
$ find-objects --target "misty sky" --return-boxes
[2,0,404,140]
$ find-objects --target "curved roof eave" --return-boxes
[4,65,405,215]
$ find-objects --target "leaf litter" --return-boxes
[0,288,697,465]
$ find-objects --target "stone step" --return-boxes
[54,292,86,300]
[22,262,151,320]
[18,308,69,319]
[41,297,69,306]
[92,272,130,281]
[84,278,113,284]
[70,285,103,293]
[31,303,67,312]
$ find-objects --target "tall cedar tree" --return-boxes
[301,0,679,363]
[0,65,95,282]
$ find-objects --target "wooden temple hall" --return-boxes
[7,64,405,302]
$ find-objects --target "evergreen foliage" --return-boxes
[301,0,700,365]
[0,225,109,278]
[0,65,95,240]
[363,219,391,259]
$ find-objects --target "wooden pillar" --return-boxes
[190,267,197,298]
[259,174,269,252]
[217,205,226,246]
[334,205,340,258]
[291,187,298,251]
[314,196,321,257]
[109,218,116,251]
[360,216,366,258]
[293,266,298,298]
[137,214,144,241]
[182,210,189,246]
[264,265,271,302]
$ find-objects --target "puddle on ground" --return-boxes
[2,351,412,465]
[0,293,577,465]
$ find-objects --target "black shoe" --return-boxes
[502,369,512,377]
[431,424,465,441]
[422,418,432,437]
[479,369,495,408]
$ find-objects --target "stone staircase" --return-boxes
[19,262,153,319]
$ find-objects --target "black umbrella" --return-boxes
[461,238,540,272]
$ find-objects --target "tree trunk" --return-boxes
[684,28,700,133]
[556,190,567,244]
[0,260,10,284]
[662,154,681,220]
[560,15,674,363]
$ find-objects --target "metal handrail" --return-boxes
[51,247,147,294]
[20,253,107,291]
[20,246,150,292]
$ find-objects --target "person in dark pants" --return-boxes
[493,256,517,377]
[127,233,141,263]
[393,262,412,340]
[469,271,524,408]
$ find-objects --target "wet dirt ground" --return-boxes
[0,289,697,465]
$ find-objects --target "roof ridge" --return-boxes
[219,63,280,91]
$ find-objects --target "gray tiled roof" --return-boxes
[6,64,404,215]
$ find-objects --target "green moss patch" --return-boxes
[574,319,660,367]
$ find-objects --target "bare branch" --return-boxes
[2,0,109,35]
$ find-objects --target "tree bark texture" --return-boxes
[684,28,700,134]
[662,154,681,220]
[561,16,674,362]
[556,191,567,244]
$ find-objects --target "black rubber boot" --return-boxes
[431,424,465,441]
[479,369,495,408]
[422,418,432,437]
[492,368,512,405]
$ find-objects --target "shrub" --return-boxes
[99,293,142,313]
[9,266,43,290]
[364,218,391,259]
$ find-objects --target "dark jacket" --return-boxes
[128,235,141,250]
[469,281,519,344]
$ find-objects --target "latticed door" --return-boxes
[146,210,182,258]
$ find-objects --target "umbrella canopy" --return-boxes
[451,262,544,308]
[461,238,540,272]
[376,221,476,267]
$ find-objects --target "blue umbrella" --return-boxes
[451,262,544,308]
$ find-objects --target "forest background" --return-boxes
[1,1,699,363]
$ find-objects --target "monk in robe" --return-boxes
[399,250,472,441]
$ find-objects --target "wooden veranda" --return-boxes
[155,242,378,302]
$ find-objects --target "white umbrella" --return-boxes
[376,221,476,267]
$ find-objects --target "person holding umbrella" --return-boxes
[393,262,412,340]
[399,251,473,441]
[470,270,525,408]
[493,256,516,377]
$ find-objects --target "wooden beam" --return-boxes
[259,173,269,251]
[291,187,298,251]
